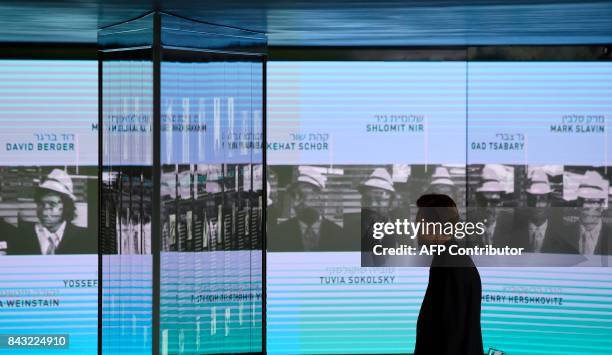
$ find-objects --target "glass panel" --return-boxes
[101,52,154,354]
[466,61,612,353]
[266,58,612,354]
[266,61,468,353]
[159,54,263,354]
[0,60,99,354]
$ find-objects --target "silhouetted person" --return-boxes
[414,194,483,355]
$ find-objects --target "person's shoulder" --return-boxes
[58,223,96,254]
[433,252,476,269]
[497,209,515,225]
[342,212,360,224]
[276,217,299,230]
[14,221,37,237]
[0,221,16,247]
[268,217,301,251]
[542,220,579,253]
[321,218,342,232]
[5,221,39,255]
[320,217,342,235]
[63,223,94,242]
[66,223,88,233]
[16,221,36,229]
[0,220,16,232]
[319,218,347,251]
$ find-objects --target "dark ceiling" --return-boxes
[0,0,611,45]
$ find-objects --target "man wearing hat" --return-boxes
[566,171,611,255]
[471,165,508,248]
[269,166,343,252]
[510,170,569,253]
[359,168,395,217]
[346,167,399,261]
[9,169,95,255]
[427,166,455,198]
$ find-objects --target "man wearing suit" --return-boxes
[567,171,612,255]
[343,167,398,252]
[353,167,399,263]
[9,169,95,255]
[470,165,508,248]
[510,170,574,253]
[268,166,343,252]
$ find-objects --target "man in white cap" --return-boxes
[359,167,395,217]
[269,166,342,251]
[10,169,94,255]
[352,167,399,263]
[428,166,455,198]
[567,171,611,255]
[472,165,507,247]
[512,170,569,253]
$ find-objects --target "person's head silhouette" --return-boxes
[416,194,459,246]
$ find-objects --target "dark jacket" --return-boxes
[342,211,383,252]
[564,222,611,255]
[467,208,512,249]
[268,217,343,252]
[508,210,578,254]
[0,220,17,254]
[415,240,483,355]
[8,221,96,255]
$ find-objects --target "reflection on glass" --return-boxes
[159,58,263,354]
[101,57,154,353]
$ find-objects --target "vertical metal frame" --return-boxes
[97,51,104,355]
[152,12,162,355]
[261,58,267,352]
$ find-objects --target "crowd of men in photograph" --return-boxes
[268,164,611,255]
